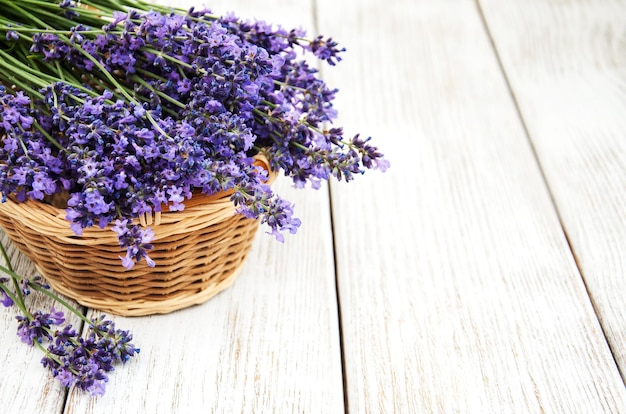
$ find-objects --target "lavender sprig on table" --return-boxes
[0,242,139,396]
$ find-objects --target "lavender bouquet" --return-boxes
[0,0,388,268]
[0,0,387,395]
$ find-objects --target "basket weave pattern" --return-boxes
[0,166,275,316]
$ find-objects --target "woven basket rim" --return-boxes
[0,154,277,240]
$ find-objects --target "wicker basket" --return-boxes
[0,159,275,316]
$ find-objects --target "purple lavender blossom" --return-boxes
[39,314,139,396]
[16,308,65,345]
[112,219,155,269]
[1,284,13,307]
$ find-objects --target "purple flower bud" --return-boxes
[1,291,14,307]
[5,30,18,41]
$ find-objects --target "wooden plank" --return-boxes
[0,232,75,413]
[479,0,626,381]
[64,3,343,412]
[318,0,626,411]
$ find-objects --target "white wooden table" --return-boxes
[1,0,625,412]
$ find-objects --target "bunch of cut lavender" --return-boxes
[0,241,139,396]
[0,0,388,269]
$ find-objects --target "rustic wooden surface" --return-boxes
[1,0,625,412]
[479,0,626,385]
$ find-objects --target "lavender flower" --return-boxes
[112,219,155,269]
[40,315,139,396]
[16,308,64,345]
[0,280,13,307]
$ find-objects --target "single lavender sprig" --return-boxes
[0,240,139,396]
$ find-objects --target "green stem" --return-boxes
[40,61,92,96]
[131,75,185,109]
[4,0,69,10]
[16,0,103,29]
[32,120,66,152]
[28,282,92,326]
[55,60,65,82]
[145,48,197,72]
[291,141,309,151]
[34,341,82,375]
[1,0,49,29]
[16,135,32,157]
[57,35,170,137]
[135,67,167,82]
[0,264,30,316]
[0,26,104,35]
[0,49,64,89]
[272,80,309,93]
[0,55,49,90]
[0,241,14,273]
[0,282,28,315]
[83,0,183,15]
[0,74,44,99]
[0,243,25,313]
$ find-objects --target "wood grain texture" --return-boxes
[479,0,626,381]
[317,0,626,411]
